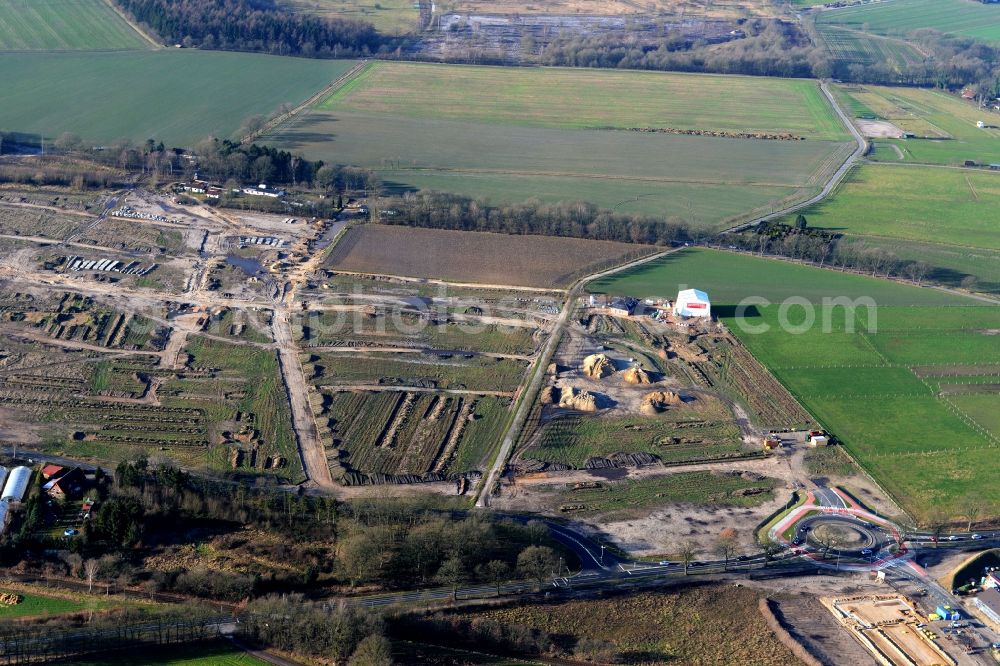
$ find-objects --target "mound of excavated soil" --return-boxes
[622,366,651,385]
[640,390,684,414]
[559,385,598,412]
[582,353,615,379]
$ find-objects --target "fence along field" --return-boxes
[588,247,998,522]
[0,0,151,51]
[325,225,659,289]
[267,61,855,230]
[0,52,356,145]
[817,0,1000,46]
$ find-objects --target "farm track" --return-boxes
[726,81,868,234]
[475,79,868,508]
[317,384,514,397]
[241,60,370,145]
[305,346,534,361]
[101,0,162,48]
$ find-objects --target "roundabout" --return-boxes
[797,514,894,559]
[769,487,907,570]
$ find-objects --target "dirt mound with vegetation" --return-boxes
[639,390,683,414]
[622,366,651,385]
[559,386,599,412]
[582,353,615,379]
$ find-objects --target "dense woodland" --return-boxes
[3,458,566,605]
[538,20,1000,90]
[115,0,385,57]
[381,192,692,245]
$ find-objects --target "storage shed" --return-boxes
[673,289,711,318]
[2,466,32,503]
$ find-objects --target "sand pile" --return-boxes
[558,386,599,412]
[622,366,651,385]
[640,390,683,415]
[582,353,615,379]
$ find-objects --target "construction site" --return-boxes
[823,594,960,666]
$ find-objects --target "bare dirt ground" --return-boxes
[857,118,904,139]
[773,591,879,666]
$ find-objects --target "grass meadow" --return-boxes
[0,52,355,145]
[789,165,1000,250]
[545,471,779,515]
[267,61,855,231]
[817,0,1000,45]
[591,248,998,522]
[0,0,150,50]
[460,586,803,665]
[834,84,1000,166]
[73,641,268,665]
[319,62,850,139]
[587,247,968,305]
[815,24,925,69]
[282,0,418,33]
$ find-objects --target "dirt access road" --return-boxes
[272,309,334,490]
[476,80,869,508]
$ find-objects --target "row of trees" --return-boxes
[535,19,1000,89]
[724,219,940,286]
[381,192,691,245]
[115,0,385,57]
[4,135,380,196]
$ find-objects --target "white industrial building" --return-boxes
[673,289,711,318]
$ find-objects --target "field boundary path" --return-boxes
[101,0,162,48]
[272,309,335,490]
[241,60,370,145]
[725,81,868,234]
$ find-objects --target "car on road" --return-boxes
[736,555,749,561]
[63,528,78,536]
[658,561,674,566]
[792,538,804,546]
[861,548,872,556]
[948,535,962,541]
[691,561,705,567]
[972,534,983,540]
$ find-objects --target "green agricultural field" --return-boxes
[833,84,1000,166]
[0,52,355,145]
[591,248,997,521]
[319,62,849,139]
[788,165,1000,250]
[267,61,855,232]
[282,0,418,33]
[546,470,779,515]
[0,589,96,618]
[73,640,268,665]
[782,163,1000,293]
[0,0,151,50]
[588,247,968,306]
[818,0,1000,45]
[814,23,926,68]
[527,410,744,468]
